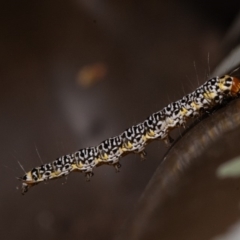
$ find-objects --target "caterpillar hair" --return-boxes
[18,75,240,195]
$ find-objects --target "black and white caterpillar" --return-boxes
[18,75,240,195]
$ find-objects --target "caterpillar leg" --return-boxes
[138,150,147,161]
[22,182,30,195]
[163,135,174,146]
[85,172,94,181]
[113,162,121,172]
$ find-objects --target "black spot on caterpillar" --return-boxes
[18,75,240,195]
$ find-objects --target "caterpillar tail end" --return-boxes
[16,177,31,195]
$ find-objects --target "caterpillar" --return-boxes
[18,75,240,195]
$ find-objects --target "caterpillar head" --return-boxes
[230,76,240,96]
[218,75,240,96]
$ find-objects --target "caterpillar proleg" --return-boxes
[18,75,240,195]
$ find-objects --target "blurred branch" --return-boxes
[116,16,240,240]
[116,99,240,240]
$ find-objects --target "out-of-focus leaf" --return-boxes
[216,156,240,178]
[76,62,108,87]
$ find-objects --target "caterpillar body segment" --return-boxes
[96,136,124,172]
[121,123,147,153]
[98,136,123,164]
[144,111,165,139]
[74,147,98,173]
[52,154,75,177]
[18,75,240,195]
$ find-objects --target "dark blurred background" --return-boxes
[1,1,240,240]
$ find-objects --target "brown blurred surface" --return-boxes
[1,1,240,240]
